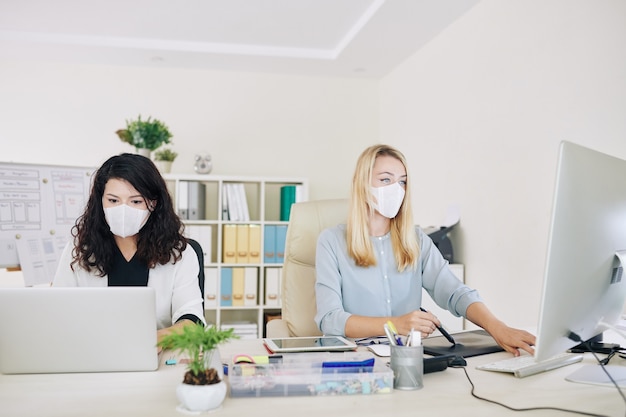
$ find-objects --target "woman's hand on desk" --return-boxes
[488,323,536,356]
[466,303,536,356]
[157,319,196,350]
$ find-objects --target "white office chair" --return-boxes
[266,199,349,337]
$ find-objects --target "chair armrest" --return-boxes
[266,319,290,338]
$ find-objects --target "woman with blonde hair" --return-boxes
[315,144,535,356]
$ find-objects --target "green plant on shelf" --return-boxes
[116,115,173,151]
[154,147,178,162]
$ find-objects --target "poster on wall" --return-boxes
[0,162,94,285]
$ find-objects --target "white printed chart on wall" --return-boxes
[0,162,94,285]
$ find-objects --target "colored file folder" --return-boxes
[265,267,281,307]
[187,182,206,220]
[222,224,237,263]
[264,225,276,263]
[178,180,189,219]
[232,268,245,306]
[248,224,261,264]
[244,267,258,306]
[185,225,212,265]
[220,268,233,307]
[204,268,218,308]
[275,225,287,264]
[280,185,297,221]
[236,224,249,263]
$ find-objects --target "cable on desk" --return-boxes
[453,365,612,417]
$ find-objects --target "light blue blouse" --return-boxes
[314,224,482,336]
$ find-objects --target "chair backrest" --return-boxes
[281,199,349,336]
[187,238,205,309]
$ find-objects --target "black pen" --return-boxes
[420,307,456,346]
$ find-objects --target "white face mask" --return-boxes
[370,182,405,218]
[103,204,150,238]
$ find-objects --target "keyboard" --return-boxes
[476,352,584,378]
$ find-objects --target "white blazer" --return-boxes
[54,242,205,330]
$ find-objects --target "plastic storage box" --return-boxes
[228,352,393,397]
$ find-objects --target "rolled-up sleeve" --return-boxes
[419,228,482,317]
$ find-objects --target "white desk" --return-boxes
[0,339,624,417]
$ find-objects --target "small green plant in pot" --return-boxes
[154,147,178,162]
[116,115,173,154]
[153,147,178,173]
[157,323,236,411]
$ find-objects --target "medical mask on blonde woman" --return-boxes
[370,182,405,218]
[104,205,150,238]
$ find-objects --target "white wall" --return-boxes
[0,62,379,201]
[0,62,379,286]
[380,0,626,328]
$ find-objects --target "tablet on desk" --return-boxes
[263,336,357,353]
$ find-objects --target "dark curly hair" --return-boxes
[70,153,186,276]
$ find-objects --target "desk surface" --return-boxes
[1,338,624,417]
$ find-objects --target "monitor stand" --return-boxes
[565,365,626,388]
[564,251,626,388]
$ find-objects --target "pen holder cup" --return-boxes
[390,345,424,390]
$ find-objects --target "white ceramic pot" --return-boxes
[176,380,227,412]
[136,148,151,158]
[154,160,173,174]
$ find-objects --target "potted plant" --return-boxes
[116,115,173,157]
[153,147,178,174]
[157,323,236,412]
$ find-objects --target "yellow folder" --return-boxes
[232,267,245,306]
[248,224,261,264]
[236,224,249,263]
[222,224,237,263]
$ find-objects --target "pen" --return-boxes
[385,321,404,345]
[406,328,413,347]
[420,307,456,346]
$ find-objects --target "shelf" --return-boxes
[163,174,308,338]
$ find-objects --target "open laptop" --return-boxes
[0,287,159,374]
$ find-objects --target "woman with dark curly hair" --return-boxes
[53,153,205,343]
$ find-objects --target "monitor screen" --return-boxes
[535,141,626,362]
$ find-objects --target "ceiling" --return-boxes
[0,0,479,78]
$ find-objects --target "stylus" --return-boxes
[420,307,456,346]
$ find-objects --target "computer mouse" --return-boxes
[449,356,467,367]
[367,344,390,357]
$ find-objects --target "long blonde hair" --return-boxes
[346,144,420,271]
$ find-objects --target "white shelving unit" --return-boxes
[163,174,308,338]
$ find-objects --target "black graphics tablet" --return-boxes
[422,329,504,358]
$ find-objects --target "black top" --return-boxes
[108,247,149,287]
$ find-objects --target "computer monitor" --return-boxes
[535,141,626,364]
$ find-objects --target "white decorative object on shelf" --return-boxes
[194,154,212,174]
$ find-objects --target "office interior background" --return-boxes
[1,0,625,330]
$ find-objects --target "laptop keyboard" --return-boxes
[476,352,583,378]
